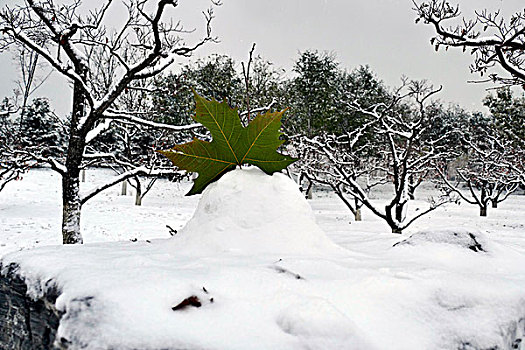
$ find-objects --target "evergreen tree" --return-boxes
[152,54,243,125]
[483,88,525,144]
[424,102,471,151]
[19,98,66,157]
[287,50,340,136]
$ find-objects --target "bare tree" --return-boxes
[0,0,218,244]
[436,128,521,216]
[296,119,386,221]
[13,46,53,133]
[413,0,525,87]
[298,80,457,233]
[82,66,189,207]
[87,122,188,206]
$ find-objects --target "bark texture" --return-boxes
[61,67,87,245]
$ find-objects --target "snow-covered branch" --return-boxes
[102,110,202,132]
[9,149,66,176]
[295,79,455,232]
[413,0,525,85]
[80,166,148,205]
[0,26,94,109]
[436,124,522,216]
[86,1,217,132]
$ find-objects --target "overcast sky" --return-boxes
[0,0,523,117]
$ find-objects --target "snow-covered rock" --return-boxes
[393,228,488,252]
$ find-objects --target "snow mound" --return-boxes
[169,167,342,255]
[393,228,488,252]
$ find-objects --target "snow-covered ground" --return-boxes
[1,168,524,257]
[0,168,200,256]
[1,168,525,349]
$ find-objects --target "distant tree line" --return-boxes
[2,48,524,234]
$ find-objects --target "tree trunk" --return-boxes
[62,133,85,244]
[81,169,86,183]
[407,174,417,200]
[492,200,498,208]
[354,208,362,221]
[354,198,362,221]
[408,186,415,200]
[480,206,488,217]
[62,131,85,244]
[62,175,82,244]
[385,207,402,234]
[121,180,127,196]
[480,186,488,217]
[306,183,313,200]
[135,179,142,206]
[61,66,87,245]
[332,185,357,220]
[395,203,406,224]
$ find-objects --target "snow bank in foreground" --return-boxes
[1,168,525,349]
[168,167,342,255]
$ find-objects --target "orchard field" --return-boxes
[2,168,524,257]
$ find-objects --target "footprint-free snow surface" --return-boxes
[1,168,525,349]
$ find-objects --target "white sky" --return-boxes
[0,0,523,117]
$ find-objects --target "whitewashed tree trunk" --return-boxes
[306,185,313,200]
[135,193,142,206]
[354,198,362,221]
[62,175,83,244]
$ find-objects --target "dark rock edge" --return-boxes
[0,262,64,350]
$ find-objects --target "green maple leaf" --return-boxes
[159,92,297,195]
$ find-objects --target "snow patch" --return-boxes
[275,296,375,349]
